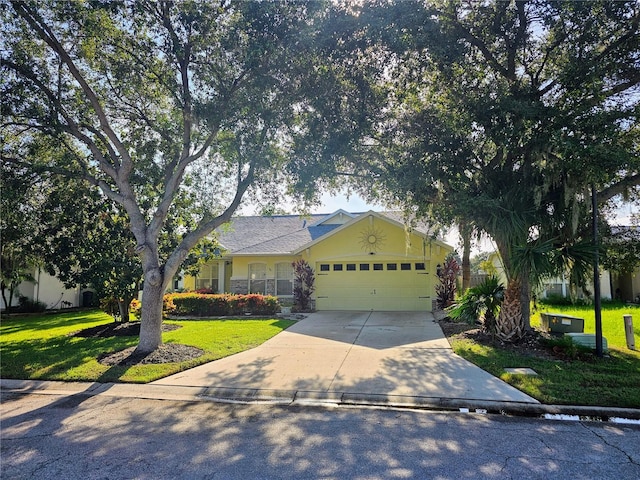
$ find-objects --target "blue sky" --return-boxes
[312,190,384,214]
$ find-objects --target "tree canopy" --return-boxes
[332,0,640,338]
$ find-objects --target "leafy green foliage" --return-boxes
[0,163,40,311]
[1,1,343,352]
[602,225,640,275]
[340,1,639,332]
[16,296,47,313]
[449,276,505,335]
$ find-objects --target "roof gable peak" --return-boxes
[316,209,356,226]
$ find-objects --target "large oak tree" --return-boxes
[347,0,640,340]
[1,0,338,352]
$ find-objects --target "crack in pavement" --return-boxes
[582,422,640,466]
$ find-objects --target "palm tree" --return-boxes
[448,276,504,336]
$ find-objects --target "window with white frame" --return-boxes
[275,262,294,296]
[195,262,219,291]
[249,263,267,294]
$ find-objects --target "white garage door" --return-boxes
[315,261,432,311]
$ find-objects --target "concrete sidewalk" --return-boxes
[153,311,538,404]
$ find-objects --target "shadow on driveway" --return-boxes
[153,311,538,403]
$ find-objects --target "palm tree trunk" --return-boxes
[495,278,525,342]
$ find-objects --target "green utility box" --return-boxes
[539,312,584,335]
[565,333,608,352]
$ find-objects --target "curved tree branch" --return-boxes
[599,174,640,204]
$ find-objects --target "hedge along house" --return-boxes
[183,210,453,311]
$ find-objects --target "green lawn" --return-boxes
[0,310,293,383]
[451,301,640,408]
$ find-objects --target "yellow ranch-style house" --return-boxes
[183,210,453,312]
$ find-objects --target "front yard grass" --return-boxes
[449,301,640,408]
[0,310,293,383]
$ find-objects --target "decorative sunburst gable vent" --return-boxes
[359,226,386,253]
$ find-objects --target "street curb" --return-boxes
[2,378,639,420]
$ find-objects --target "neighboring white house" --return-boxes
[1,267,92,311]
[540,271,612,300]
[485,252,613,300]
[610,269,640,303]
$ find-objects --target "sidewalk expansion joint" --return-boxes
[326,310,372,391]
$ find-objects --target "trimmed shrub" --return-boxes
[17,296,47,313]
[163,292,279,317]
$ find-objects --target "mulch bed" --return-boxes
[73,321,181,338]
[437,315,575,361]
[71,321,204,366]
[98,343,205,366]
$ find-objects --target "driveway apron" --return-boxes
[153,311,538,403]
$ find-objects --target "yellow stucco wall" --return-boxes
[301,215,435,262]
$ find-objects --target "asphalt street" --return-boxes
[2,391,639,479]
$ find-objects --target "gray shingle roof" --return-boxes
[216,211,439,255]
[217,214,340,255]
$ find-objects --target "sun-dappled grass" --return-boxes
[450,301,640,408]
[0,310,293,383]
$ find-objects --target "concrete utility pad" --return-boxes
[504,368,539,376]
[154,311,538,404]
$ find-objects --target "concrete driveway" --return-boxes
[153,311,538,404]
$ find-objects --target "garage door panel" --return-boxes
[315,262,431,311]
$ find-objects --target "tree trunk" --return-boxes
[1,285,10,314]
[520,273,531,330]
[461,224,471,292]
[117,298,131,323]
[7,284,16,313]
[483,310,497,337]
[136,281,164,354]
[494,239,526,341]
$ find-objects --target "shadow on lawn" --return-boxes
[0,335,138,380]
[0,310,112,335]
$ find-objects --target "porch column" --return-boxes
[218,260,225,293]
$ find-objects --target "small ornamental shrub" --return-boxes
[448,276,504,335]
[292,259,315,312]
[194,288,216,294]
[163,294,176,315]
[100,296,133,322]
[17,296,47,313]
[130,299,142,319]
[99,297,120,319]
[163,292,279,317]
[436,254,461,309]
